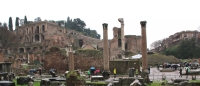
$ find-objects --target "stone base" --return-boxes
[102,70,110,79]
[141,70,150,84]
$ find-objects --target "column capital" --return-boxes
[102,23,108,29]
[140,21,147,27]
[118,18,124,24]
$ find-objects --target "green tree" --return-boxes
[8,17,13,31]
[15,17,19,27]
[24,15,27,24]
[164,38,200,59]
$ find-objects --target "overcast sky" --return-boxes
[1,0,200,49]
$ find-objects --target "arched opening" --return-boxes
[33,47,38,52]
[79,39,83,47]
[26,48,31,53]
[19,48,24,53]
[35,35,39,41]
[42,25,45,32]
[118,38,121,47]
[36,26,39,33]
[31,27,33,33]
[125,43,128,50]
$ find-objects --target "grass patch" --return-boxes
[13,79,40,86]
[189,80,200,83]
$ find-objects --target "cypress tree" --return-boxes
[8,17,13,31]
[24,15,27,24]
[15,17,19,27]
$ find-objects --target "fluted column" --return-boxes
[140,21,148,71]
[102,23,109,71]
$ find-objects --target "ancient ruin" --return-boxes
[1,18,143,74]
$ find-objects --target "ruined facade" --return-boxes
[3,21,101,68]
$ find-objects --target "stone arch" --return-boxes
[79,39,83,47]
[118,38,121,47]
[42,25,45,32]
[26,47,31,53]
[35,35,39,41]
[19,48,24,53]
[36,26,39,33]
[33,47,38,52]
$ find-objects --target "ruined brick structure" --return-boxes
[109,19,142,59]
[156,30,200,52]
[2,19,142,71]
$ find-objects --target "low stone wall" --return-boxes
[110,59,140,75]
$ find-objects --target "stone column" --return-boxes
[102,23,110,79]
[68,52,74,71]
[118,18,125,59]
[140,21,150,83]
[140,21,148,71]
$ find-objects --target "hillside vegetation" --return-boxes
[147,53,179,66]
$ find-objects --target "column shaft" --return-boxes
[103,23,109,71]
[141,21,148,71]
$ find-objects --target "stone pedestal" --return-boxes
[102,70,110,79]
